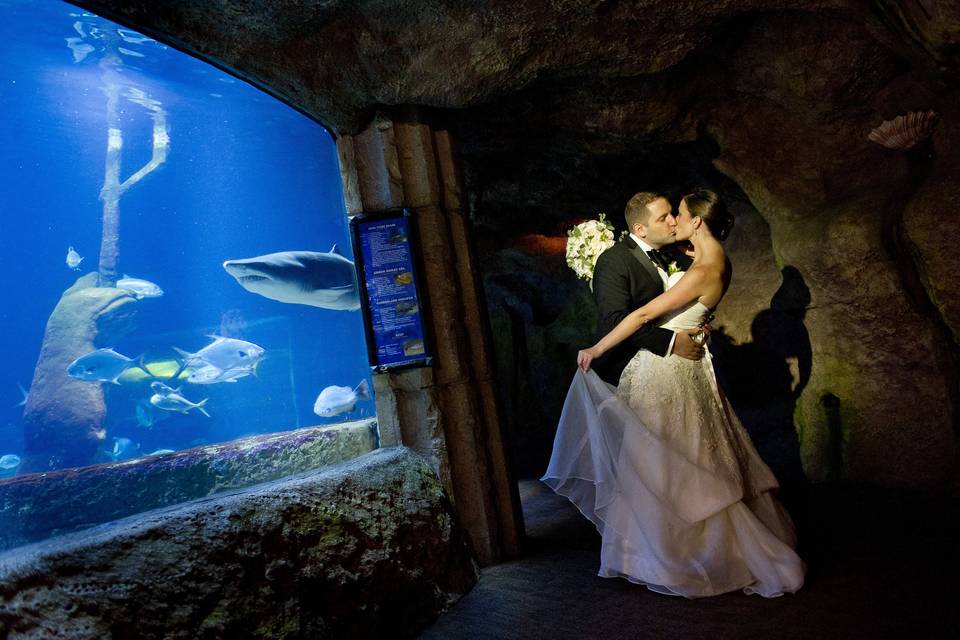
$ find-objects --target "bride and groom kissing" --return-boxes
[543,190,806,598]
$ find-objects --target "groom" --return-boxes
[591,191,705,386]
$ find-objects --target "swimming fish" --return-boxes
[150,391,211,417]
[136,398,171,428]
[118,358,192,384]
[313,379,370,418]
[173,336,265,375]
[13,383,28,408]
[116,275,163,299]
[222,246,360,310]
[150,380,180,396]
[107,437,140,461]
[0,453,21,474]
[186,362,255,385]
[146,448,175,456]
[67,348,150,384]
[66,246,83,270]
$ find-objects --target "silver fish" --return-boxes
[107,437,140,461]
[0,453,21,472]
[222,246,360,310]
[186,363,254,385]
[67,348,147,384]
[173,335,265,374]
[150,391,211,417]
[313,379,370,418]
[13,383,28,408]
[149,380,180,396]
[136,398,171,428]
[66,246,83,270]
[117,275,163,299]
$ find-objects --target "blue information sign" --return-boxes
[350,210,432,370]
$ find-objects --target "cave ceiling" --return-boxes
[73,1,958,132]
[73,0,960,228]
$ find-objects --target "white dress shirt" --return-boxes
[629,233,677,355]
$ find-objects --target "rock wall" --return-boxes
[0,448,478,640]
[0,421,378,551]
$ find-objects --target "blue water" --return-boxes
[0,0,374,470]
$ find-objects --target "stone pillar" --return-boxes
[335,108,523,564]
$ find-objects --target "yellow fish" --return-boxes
[394,271,413,286]
[116,358,193,384]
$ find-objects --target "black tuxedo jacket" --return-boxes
[591,238,693,386]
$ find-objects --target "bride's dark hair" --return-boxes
[681,189,734,241]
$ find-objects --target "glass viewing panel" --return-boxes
[0,0,375,548]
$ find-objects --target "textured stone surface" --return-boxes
[482,245,596,478]
[0,447,478,640]
[0,421,378,552]
[21,274,138,473]
[76,0,858,135]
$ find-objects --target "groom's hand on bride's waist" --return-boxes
[673,329,705,361]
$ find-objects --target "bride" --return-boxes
[543,190,805,598]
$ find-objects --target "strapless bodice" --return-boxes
[659,301,713,331]
[656,271,713,331]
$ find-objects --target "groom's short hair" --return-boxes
[625,191,664,229]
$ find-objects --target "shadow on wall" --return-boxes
[710,266,813,502]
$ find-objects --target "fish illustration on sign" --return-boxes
[66,246,83,270]
[313,379,370,418]
[395,300,418,316]
[222,246,360,310]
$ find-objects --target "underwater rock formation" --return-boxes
[0,447,478,639]
[0,420,378,551]
[21,274,138,473]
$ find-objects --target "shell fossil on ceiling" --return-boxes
[868,110,939,150]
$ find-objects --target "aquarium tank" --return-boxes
[0,0,376,549]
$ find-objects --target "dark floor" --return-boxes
[420,480,958,640]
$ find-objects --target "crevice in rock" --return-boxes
[879,144,960,442]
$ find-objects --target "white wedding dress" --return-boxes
[542,282,805,598]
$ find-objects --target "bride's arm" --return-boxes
[578,269,705,370]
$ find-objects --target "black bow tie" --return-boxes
[646,249,669,271]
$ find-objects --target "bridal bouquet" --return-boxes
[566,213,616,282]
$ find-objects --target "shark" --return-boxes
[222,246,360,311]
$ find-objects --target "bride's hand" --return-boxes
[577,348,599,371]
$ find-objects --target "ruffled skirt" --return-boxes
[542,361,805,598]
